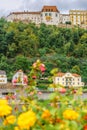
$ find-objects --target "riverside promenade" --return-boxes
[0,85,87,100]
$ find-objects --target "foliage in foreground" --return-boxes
[0,60,87,130]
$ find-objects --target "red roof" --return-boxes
[72,73,80,77]
[56,72,65,77]
[11,11,41,15]
[41,6,60,12]
[56,72,80,77]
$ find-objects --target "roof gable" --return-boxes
[72,73,80,77]
[56,72,80,77]
[41,6,59,12]
[56,72,65,77]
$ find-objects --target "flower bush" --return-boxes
[0,60,87,130]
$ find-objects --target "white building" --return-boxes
[6,6,60,25]
[62,14,70,24]
[12,70,28,86]
[54,72,84,87]
[7,11,41,25]
[40,6,60,25]
[0,70,7,84]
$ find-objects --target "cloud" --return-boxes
[0,0,87,17]
[0,0,23,17]
[21,0,87,13]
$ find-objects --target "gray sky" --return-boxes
[0,0,87,17]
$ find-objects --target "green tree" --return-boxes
[71,65,81,74]
[13,55,30,72]
[80,33,87,44]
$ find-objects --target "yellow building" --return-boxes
[54,72,84,87]
[69,10,87,25]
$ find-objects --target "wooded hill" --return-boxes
[0,18,87,83]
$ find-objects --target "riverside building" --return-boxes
[54,72,84,87]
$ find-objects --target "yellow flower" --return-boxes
[22,105,26,111]
[59,124,65,129]
[63,109,79,120]
[0,99,8,105]
[42,110,51,119]
[3,115,16,125]
[0,99,12,117]
[14,126,20,130]
[17,110,36,130]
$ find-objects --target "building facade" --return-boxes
[69,10,87,25]
[6,6,87,26]
[40,6,60,25]
[7,11,41,24]
[0,70,7,84]
[54,72,84,87]
[12,70,28,86]
[61,14,70,24]
[7,6,60,25]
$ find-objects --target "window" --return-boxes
[45,13,48,16]
[41,14,43,17]
[55,13,58,17]
[62,78,64,81]
[57,78,59,81]
[49,13,52,16]
[0,80,4,82]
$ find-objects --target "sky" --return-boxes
[0,0,87,17]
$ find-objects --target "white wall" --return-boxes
[41,12,60,25]
[54,73,84,87]
[0,75,7,84]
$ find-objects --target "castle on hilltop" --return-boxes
[6,6,87,27]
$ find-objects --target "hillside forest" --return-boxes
[0,18,87,83]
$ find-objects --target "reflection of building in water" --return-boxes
[12,70,28,86]
[54,72,84,87]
